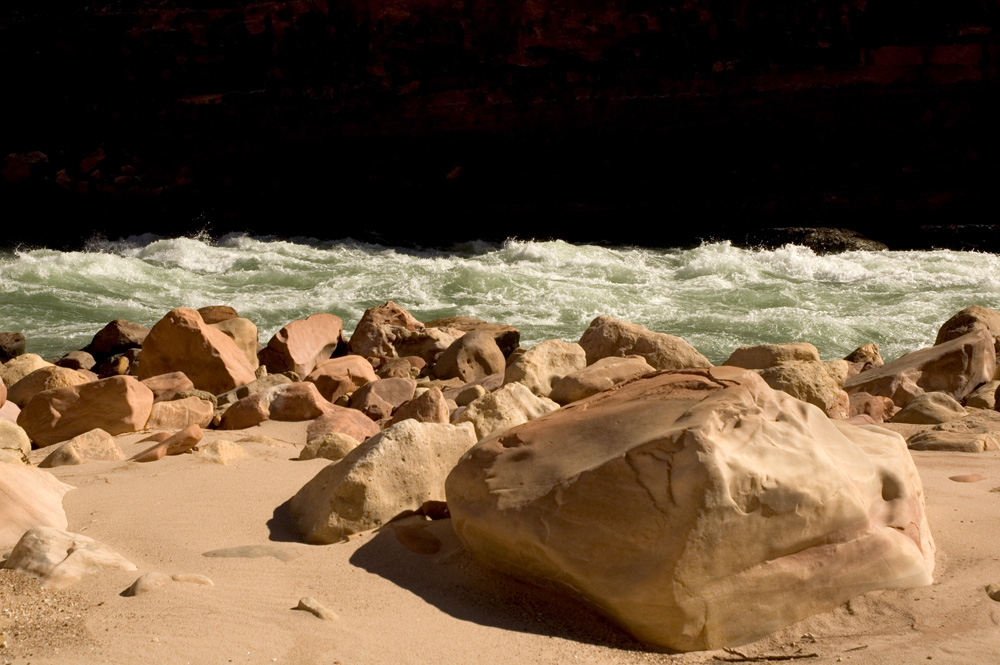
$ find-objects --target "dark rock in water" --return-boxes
[739,228,888,253]
[87,320,149,359]
[0,333,26,363]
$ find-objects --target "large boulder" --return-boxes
[503,340,587,397]
[891,392,967,425]
[1,353,52,388]
[306,407,381,446]
[757,360,846,414]
[141,371,196,401]
[305,355,378,403]
[434,331,507,383]
[348,377,417,421]
[0,464,72,546]
[724,342,821,369]
[844,329,996,409]
[2,526,136,589]
[424,316,521,358]
[139,308,256,395]
[18,376,154,447]
[219,382,335,429]
[144,396,215,430]
[446,367,935,652]
[7,366,91,408]
[258,313,345,377]
[453,381,560,440]
[86,319,149,358]
[347,301,424,359]
[387,387,450,426]
[0,419,31,464]
[290,420,476,543]
[211,317,260,370]
[936,305,1000,353]
[578,316,711,370]
[551,356,656,405]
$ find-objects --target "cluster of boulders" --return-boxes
[3,302,999,651]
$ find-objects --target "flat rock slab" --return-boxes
[201,545,299,562]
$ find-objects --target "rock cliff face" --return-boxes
[2,0,997,247]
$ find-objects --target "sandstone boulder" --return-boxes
[145,396,215,430]
[220,382,335,429]
[197,305,240,324]
[446,366,935,651]
[578,316,711,370]
[305,355,378,403]
[965,380,999,409]
[258,313,345,377]
[7,366,91,408]
[757,360,846,414]
[844,343,884,376]
[844,329,995,408]
[87,319,149,358]
[892,392,967,425]
[1,354,52,388]
[453,381,560,441]
[55,350,96,371]
[216,373,293,408]
[290,420,476,543]
[936,305,1000,353]
[503,340,587,397]
[139,308,256,395]
[141,371,196,401]
[347,301,424,359]
[424,316,521,358]
[392,326,465,364]
[18,376,154,447]
[434,331,506,382]
[211,317,260,370]
[550,356,655,405]
[298,433,360,461]
[387,387,450,426]
[307,407,381,445]
[0,419,31,464]
[0,465,72,546]
[724,342,821,369]
[848,392,897,423]
[3,526,136,589]
[39,429,125,468]
[348,378,417,421]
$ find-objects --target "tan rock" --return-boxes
[198,439,246,465]
[290,420,476,543]
[298,432,359,461]
[211,317,260,370]
[39,429,124,468]
[453,381,560,441]
[550,356,655,405]
[844,329,996,408]
[434,331,507,382]
[965,380,999,409]
[306,408,380,445]
[758,360,846,413]
[124,571,173,596]
[936,305,1000,353]
[305,355,378,403]
[219,383,335,429]
[2,526,136,589]
[348,378,417,421]
[139,308,257,395]
[141,371,196,401]
[446,367,935,651]
[0,465,71,546]
[295,596,338,620]
[724,342,821,369]
[392,326,465,365]
[907,430,992,453]
[347,301,424,359]
[425,316,520,357]
[387,387,450,426]
[215,373,293,408]
[197,305,240,324]
[844,343,884,372]
[503,340,587,398]
[0,419,31,464]
[145,396,215,430]
[892,392,968,424]
[1,354,52,388]
[258,313,345,377]
[18,376,154,447]
[578,316,711,370]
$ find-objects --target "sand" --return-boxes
[4,422,1000,665]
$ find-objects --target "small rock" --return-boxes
[202,545,298,562]
[986,584,1000,602]
[124,571,173,596]
[198,439,245,465]
[949,474,985,483]
[295,596,338,620]
[172,573,213,586]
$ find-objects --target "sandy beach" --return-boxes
[4,419,999,665]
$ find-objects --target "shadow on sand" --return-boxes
[347,516,665,652]
[266,498,301,543]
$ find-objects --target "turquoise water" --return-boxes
[1,234,998,364]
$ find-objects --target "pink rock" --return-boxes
[17,376,154,447]
[197,305,240,324]
[258,313,345,377]
[141,371,196,402]
[144,396,215,430]
[305,355,378,403]
[848,392,897,423]
[434,331,506,382]
[0,378,5,408]
[347,301,424,359]
[0,464,72,547]
[1,400,20,424]
[139,308,256,395]
[219,382,335,429]
[348,377,417,421]
[387,387,450,426]
[306,407,381,444]
[131,424,203,463]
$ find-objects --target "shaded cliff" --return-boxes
[2,0,998,248]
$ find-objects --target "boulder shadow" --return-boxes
[266,497,302,543]
[348,517,664,652]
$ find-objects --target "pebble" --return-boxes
[295,597,338,621]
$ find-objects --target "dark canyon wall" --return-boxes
[2,0,998,248]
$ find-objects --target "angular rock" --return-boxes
[424,316,521,358]
[290,420,476,543]
[434,331,506,382]
[305,355,378,403]
[258,313,345,377]
[503,339,587,397]
[298,433,360,461]
[551,356,655,405]
[7,366,91,408]
[0,419,31,464]
[844,329,996,408]
[197,305,240,324]
[347,301,424,359]
[141,371,196,401]
[306,407,381,445]
[145,396,215,430]
[3,526,136,589]
[446,366,935,651]
[453,381,560,441]
[907,430,992,453]
[18,376,154,447]
[348,378,417,421]
[87,319,149,358]
[220,382,335,429]
[1,354,52,388]
[211,317,260,370]
[0,465,71,546]
[387,387,450,426]
[295,596,338,620]
[39,429,124,467]
[0,332,26,363]
[965,380,999,409]
[55,350,96,371]
[936,305,1000,353]
[758,360,846,413]
[724,342,821,369]
[139,308,256,395]
[130,424,203,462]
[198,439,246,465]
[892,392,967,424]
[578,316,711,370]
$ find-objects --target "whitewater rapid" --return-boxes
[1,234,998,364]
